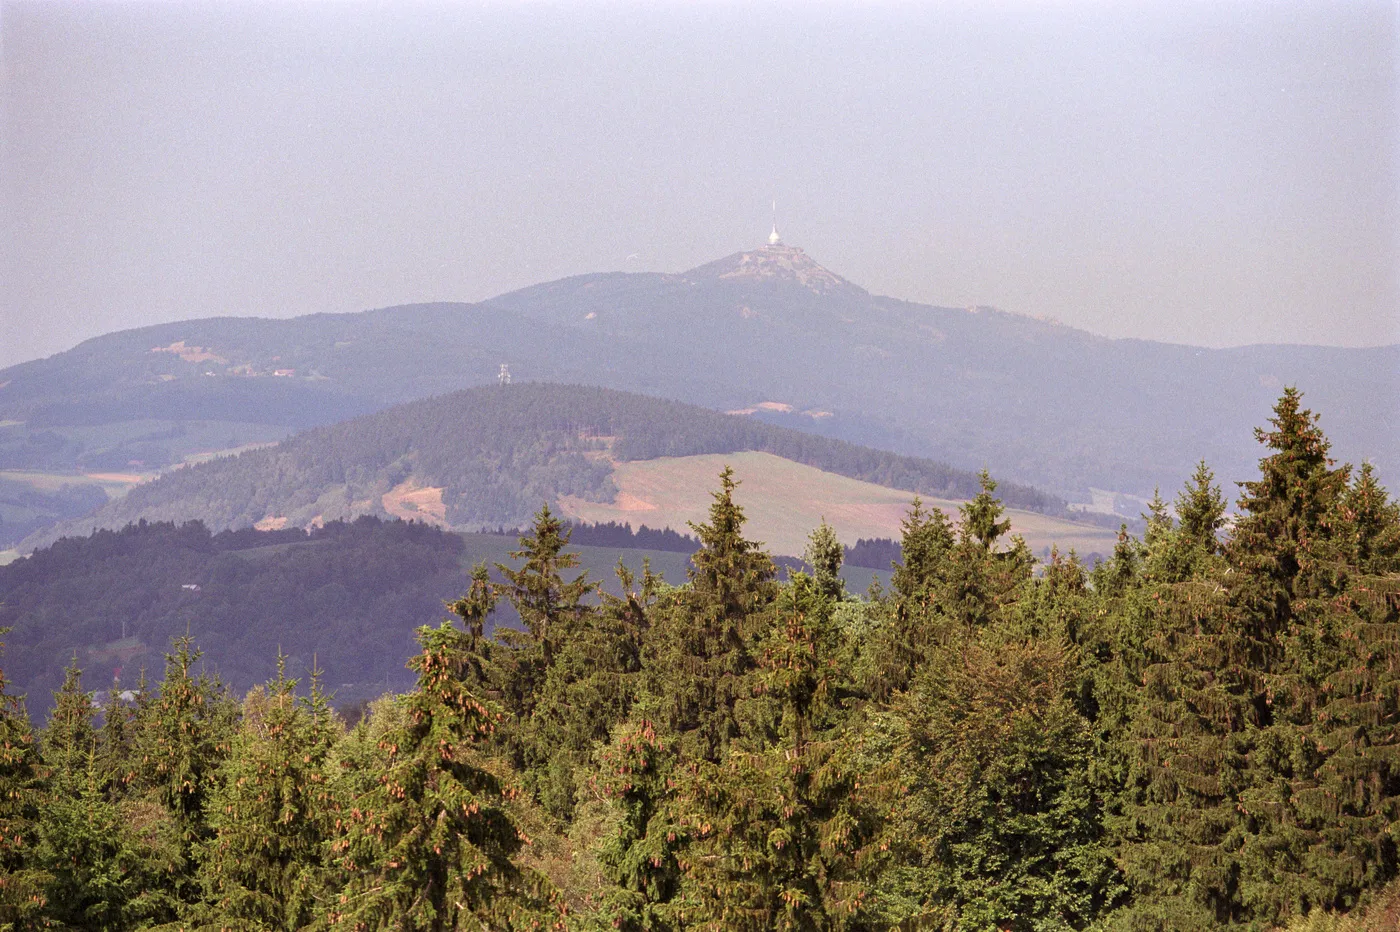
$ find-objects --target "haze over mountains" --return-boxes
[18,384,1122,560]
[2,243,1394,531]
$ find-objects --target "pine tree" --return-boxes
[1101,577,1260,930]
[885,595,1116,930]
[128,635,239,917]
[495,504,595,699]
[526,561,655,821]
[890,496,955,606]
[592,719,685,932]
[805,520,846,604]
[34,748,156,932]
[1177,461,1227,555]
[327,621,555,930]
[678,579,886,931]
[1108,392,1348,929]
[1331,462,1400,576]
[864,498,956,700]
[962,469,1013,550]
[1236,461,1400,920]
[0,629,47,928]
[945,470,1029,629]
[41,656,96,793]
[198,658,339,930]
[1228,387,1348,634]
[97,682,135,796]
[642,467,776,762]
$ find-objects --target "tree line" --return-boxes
[28,382,1068,552]
[1,388,1398,930]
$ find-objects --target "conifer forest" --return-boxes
[3,388,1400,932]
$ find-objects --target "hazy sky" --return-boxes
[3,1,1397,369]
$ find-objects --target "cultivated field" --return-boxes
[557,451,1121,558]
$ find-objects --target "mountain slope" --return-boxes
[24,383,1066,553]
[3,243,1394,502]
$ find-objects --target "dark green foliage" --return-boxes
[0,516,471,719]
[890,497,954,606]
[40,656,95,792]
[940,471,1034,630]
[643,467,777,763]
[1176,461,1227,555]
[882,596,1117,930]
[197,660,339,930]
[327,621,556,931]
[126,636,239,920]
[493,505,597,720]
[1228,386,1349,632]
[678,576,886,932]
[0,388,1396,932]
[592,719,685,932]
[0,630,47,929]
[805,520,846,604]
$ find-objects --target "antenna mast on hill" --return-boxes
[498,363,511,385]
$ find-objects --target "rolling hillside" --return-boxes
[19,384,1096,557]
[2,243,1393,509]
[558,451,1118,560]
[0,517,707,718]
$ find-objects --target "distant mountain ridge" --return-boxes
[22,383,1064,553]
[2,243,1394,508]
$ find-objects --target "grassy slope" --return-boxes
[557,451,1120,559]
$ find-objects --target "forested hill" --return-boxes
[22,383,1059,552]
[3,390,1399,930]
[2,243,1394,504]
[0,517,469,716]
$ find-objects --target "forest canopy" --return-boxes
[2,389,1398,931]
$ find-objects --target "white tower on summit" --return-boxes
[768,200,782,246]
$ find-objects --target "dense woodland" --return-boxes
[2,389,1399,930]
[24,383,1066,552]
[0,518,718,717]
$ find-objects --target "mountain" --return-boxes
[3,243,1394,507]
[22,383,1094,556]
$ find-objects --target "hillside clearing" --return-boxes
[558,451,1119,558]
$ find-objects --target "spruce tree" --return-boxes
[1176,461,1227,555]
[34,748,154,932]
[198,659,338,930]
[885,599,1115,930]
[679,579,885,931]
[327,621,554,930]
[642,466,776,762]
[805,519,846,604]
[592,719,685,932]
[0,629,47,929]
[526,561,654,821]
[128,635,239,917]
[1228,386,1347,634]
[890,496,955,606]
[865,497,956,700]
[494,504,595,701]
[1332,461,1400,575]
[1238,461,1400,921]
[945,470,1030,628]
[41,656,96,793]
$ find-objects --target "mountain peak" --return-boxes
[683,244,863,296]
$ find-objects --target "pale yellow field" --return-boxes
[0,469,152,498]
[557,451,1120,558]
